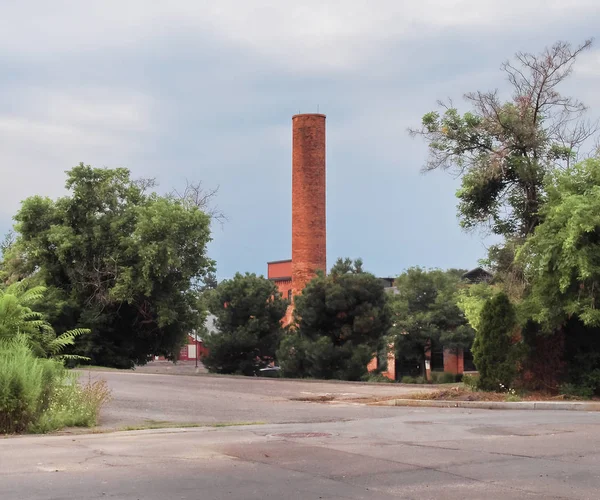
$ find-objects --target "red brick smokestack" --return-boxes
[291,113,327,297]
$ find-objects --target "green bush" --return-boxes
[438,372,457,384]
[559,383,594,400]
[431,371,458,384]
[362,373,393,383]
[504,390,522,402]
[0,337,111,434]
[0,282,90,361]
[278,335,374,381]
[0,337,64,433]
[462,373,479,390]
[400,375,427,384]
[203,273,287,376]
[472,293,519,391]
[31,375,112,433]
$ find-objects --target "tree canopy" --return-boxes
[278,258,391,380]
[293,258,390,348]
[518,158,600,329]
[202,272,288,375]
[456,282,502,332]
[389,267,474,367]
[1,164,215,367]
[410,39,596,241]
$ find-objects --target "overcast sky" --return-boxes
[1,1,599,280]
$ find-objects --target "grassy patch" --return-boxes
[289,395,336,402]
[74,365,130,372]
[29,374,112,433]
[1,338,110,435]
[117,420,266,432]
[404,388,508,402]
[400,386,599,402]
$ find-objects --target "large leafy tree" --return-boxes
[411,39,595,239]
[410,39,597,298]
[516,158,600,395]
[294,258,389,347]
[518,158,600,329]
[1,164,214,367]
[278,258,391,381]
[202,272,288,376]
[389,267,474,375]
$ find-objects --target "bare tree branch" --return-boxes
[170,180,228,227]
[133,177,158,194]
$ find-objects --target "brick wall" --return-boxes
[368,344,396,381]
[382,349,396,381]
[268,260,292,280]
[367,357,378,373]
[443,347,465,375]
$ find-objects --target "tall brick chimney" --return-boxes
[291,113,327,297]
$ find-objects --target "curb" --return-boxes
[373,399,600,411]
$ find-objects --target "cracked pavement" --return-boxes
[1,370,600,499]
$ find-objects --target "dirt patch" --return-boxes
[273,432,332,438]
[395,387,600,402]
[290,395,337,402]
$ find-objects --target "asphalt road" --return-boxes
[2,370,600,499]
[88,367,437,429]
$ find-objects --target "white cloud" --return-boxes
[1,1,598,72]
[0,87,154,218]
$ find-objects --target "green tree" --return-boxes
[278,258,391,381]
[1,164,215,368]
[456,282,501,332]
[410,39,594,239]
[203,272,288,376]
[390,267,474,376]
[516,158,600,394]
[518,158,600,328]
[199,272,219,292]
[472,293,519,391]
[410,39,597,299]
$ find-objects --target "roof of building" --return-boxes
[462,267,493,283]
[267,258,292,265]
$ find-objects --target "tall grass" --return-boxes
[0,336,111,434]
[31,375,112,433]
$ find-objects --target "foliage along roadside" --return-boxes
[0,336,111,434]
[1,163,215,368]
[412,38,600,396]
[0,282,110,434]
